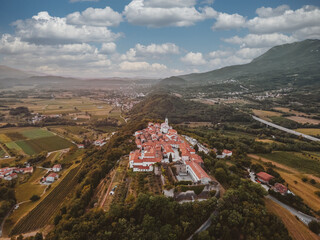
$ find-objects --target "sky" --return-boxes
[0,0,319,78]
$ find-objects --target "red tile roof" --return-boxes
[256,172,274,182]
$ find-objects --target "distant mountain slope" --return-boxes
[158,76,186,86]
[0,65,33,79]
[175,39,320,88]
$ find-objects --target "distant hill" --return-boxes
[159,76,186,86]
[173,39,320,89]
[129,93,251,123]
[0,65,33,79]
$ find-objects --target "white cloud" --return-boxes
[119,61,167,71]
[121,42,179,60]
[123,0,217,27]
[66,7,122,27]
[13,11,121,45]
[100,42,117,53]
[144,0,196,8]
[256,5,290,18]
[293,26,320,40]
[212,12,246,30]
[181,52,206,65]
[247,5,320,34]
[224,33,297,48]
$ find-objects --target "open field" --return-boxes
[15,168,47,203]
[295,128,320,136]
[252,109,282,120]
[257,151,320,176]
[10,165,81,235]
[249,154,320,211]
[286,116,320,124]
[265,198,319,240]
[255,139,276,144]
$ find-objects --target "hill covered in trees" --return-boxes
[129,93,251,124]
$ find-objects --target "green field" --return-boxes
[258,151,320,175]
[1,128,73,155]
[15,136,74,155]
[21,129,54,139]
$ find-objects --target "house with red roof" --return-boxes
[272,183,288,195]
[4,173,18,181]
[45,173,59,183]
[53,164,62,172]
[185,161,211,184]
[256,172,274,184]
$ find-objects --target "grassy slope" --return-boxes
[265,198,319,240]
[258,151,320,176]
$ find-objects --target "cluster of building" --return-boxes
[256,171,288,195]
[129,118,211,184]
[41,164,62,184]
[0,166,33,181]
[30,113,62,124]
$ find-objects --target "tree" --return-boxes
[215,168,227,183]
[35,232,43,240]
[169,154,173,163]
[194,144,199,152]
[308,220,320,234]
[30,195,40,202]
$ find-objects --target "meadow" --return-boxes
[295,128,320,136]
[258,151,320,176]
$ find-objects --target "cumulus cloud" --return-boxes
[13,11,121,45]
[247,5,320,34]
[121,43,179,60]
[100,42,117,53]
[207,48,268,69]
[66,7,122,27]
[212,12,246,30]
[181,52,206,65]
[119,61,167,71]
[224,33,297,48]
[255,5,290,18]
[123,0,217,27]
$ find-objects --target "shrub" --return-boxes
[308,220,320,234]
[30,195,40,202]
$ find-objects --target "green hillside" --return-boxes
[129,93,251,123]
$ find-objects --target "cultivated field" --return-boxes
[286,116,320,124]
[295,128,320,136]
[0,128,73,155]
[252,109,282,120]
[265,198,319,240]
[10,165,81,235]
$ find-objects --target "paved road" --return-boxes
[265,195,318,225]
[252,115,320,142]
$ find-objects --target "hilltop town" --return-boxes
[130,118,211,184]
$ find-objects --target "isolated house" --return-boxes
[46,173,59,183]
[52,164,62,172]
[256,172,274,184]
